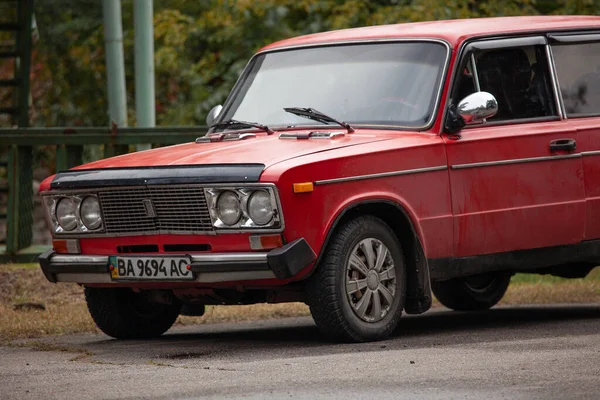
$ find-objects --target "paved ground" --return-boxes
[1,304,599,399]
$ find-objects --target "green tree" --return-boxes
[23,0,600,128]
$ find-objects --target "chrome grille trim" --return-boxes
[44,183,284,237]
[98,186,214,235]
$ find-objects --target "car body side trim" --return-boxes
[582,151,600,157]
[313,165,448,186]
[451,153,581,170]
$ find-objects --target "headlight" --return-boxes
[205,186,283,231]
[80,196,102,230]
[247,190,273,225]
[56,198,78,231]
[217,191,242,226]
[44,193,105,235]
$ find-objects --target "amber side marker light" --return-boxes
[53,239,81,254]
[249,234,284,250]
[293,182,314,193]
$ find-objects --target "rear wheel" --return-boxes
[85,287,181,339]
[431,272,511,311]
[307,216,407,342]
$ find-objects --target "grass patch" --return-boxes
[177,303,310,326]
[501,268,600,305]
[0,263,97,343]
[511,267,600,284]
[0,302,97,343]
[0,263,598,342]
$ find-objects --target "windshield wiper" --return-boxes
[210,119,274,135]
[283,107,355,133]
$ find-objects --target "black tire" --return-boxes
[306,215,407,343]
[431,272,511,311]
[84,287,181,339]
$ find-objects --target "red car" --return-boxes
[39,16,600,342]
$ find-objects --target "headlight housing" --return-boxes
[216,191,242,226]
[80,196,103,230]
[44,194,104,235]
[247,190,274,226]
[56,198,78,231]
[205,185,282,231]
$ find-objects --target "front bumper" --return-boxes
[39,238,316,284]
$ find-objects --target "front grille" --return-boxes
[98,186,213,234]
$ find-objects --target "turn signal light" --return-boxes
[249,234,284,250]
[293,182,314,193]
[53,239,81,254]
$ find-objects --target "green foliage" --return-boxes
[27,0,600,127]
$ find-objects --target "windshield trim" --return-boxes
[216,38,452,133]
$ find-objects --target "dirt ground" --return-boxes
[1,263,598,342]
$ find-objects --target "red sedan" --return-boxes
[39,16,600,342]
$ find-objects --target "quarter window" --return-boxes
[552,42,600,117]
[453,45,557,122]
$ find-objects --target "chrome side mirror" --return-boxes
[206,105,223,126]
[458,92,498,124]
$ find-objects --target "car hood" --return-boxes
[72,130,394,171]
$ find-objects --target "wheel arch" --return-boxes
[316,199,433,314]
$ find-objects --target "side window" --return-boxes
[552,42,600,117]
[453,45,557,122]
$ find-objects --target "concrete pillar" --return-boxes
[134,0,155,151]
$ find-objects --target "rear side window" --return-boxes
[552,42,600,117]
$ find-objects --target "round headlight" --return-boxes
[80,196,102,230]
[247,190,274,226]
[56,198,78,231]
[217,191,242,226]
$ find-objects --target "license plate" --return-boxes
[109,256,194,281]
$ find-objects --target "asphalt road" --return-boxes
[2,304,599,400]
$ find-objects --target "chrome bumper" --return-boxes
[39,238,316,284]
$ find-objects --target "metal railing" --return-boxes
[0,126,208,262]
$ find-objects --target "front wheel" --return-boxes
[307,216,407,342]
[431,272,511,311]
[85,287,181,339]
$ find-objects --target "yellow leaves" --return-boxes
[154,9,193,48]
[153,9,194,73]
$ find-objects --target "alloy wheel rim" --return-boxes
[345,238,396,323]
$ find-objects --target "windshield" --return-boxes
[221,41,448,130]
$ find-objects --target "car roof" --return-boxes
[259,16,600,52]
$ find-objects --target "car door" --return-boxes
[444,36,586,258]
[549,33,600,240]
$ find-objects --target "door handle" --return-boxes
[550,138,576,152]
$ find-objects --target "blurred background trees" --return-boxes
[26,0,600,128]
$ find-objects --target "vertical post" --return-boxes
[6,145,33,255]
[17,0,33,129]
[134,0,155,151]
[6,0,34,256]
[56,144,83,172]
[102,0,128,157]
